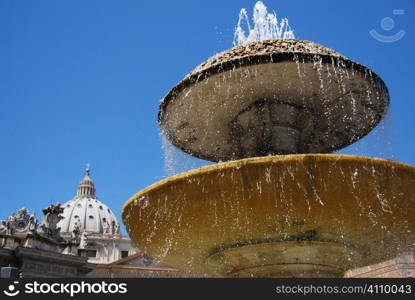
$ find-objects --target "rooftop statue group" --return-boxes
[1,204,80,244]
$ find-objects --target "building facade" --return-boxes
[0,206,93,278]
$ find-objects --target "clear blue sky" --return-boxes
[1,0,414,234]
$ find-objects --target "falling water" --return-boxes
[339,112,396,161]
[161,134,212,177]
[233,1,295,46]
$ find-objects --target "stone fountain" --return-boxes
[122,23,415,278]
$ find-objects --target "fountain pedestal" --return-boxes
[205,238,358,278]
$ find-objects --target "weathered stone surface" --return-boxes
[158,39,389,162]
[0,248,16,267]
[191,39,345,75]
[0,207,38,236]
[15,247,93,278]
[39,204,64,242]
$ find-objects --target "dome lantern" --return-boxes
[76,167,96,197]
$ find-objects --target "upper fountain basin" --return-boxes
[159,39,389,162]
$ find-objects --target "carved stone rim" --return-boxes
[158,39,389,125]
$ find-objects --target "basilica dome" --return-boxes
[58,168,120,235]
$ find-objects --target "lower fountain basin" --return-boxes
[122,154,415,277]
